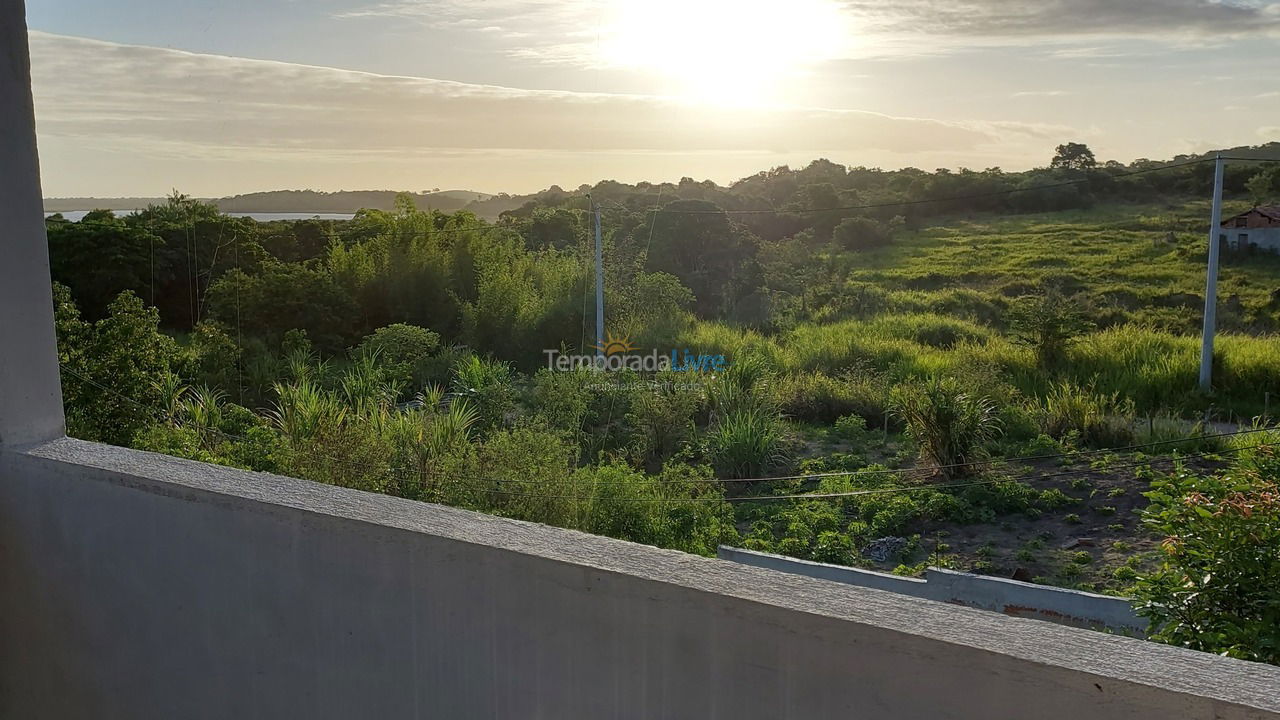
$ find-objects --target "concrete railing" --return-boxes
[718,546,1148,634]
[2,438,1279,719]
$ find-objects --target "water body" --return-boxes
[45,210,356,222]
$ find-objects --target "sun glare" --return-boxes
[600,0,850,107]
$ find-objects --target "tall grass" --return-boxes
[1039,382,1135,448]
[707,408,790,479]
[682,315,1280,418]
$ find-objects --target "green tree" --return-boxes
[55,286,185,446]
[1006,292,1094,368]
[354,323,441,391]
[46,210,157,319]
[1246,166,1280,205]
[645,199,755,316]
[1050,142,1098,171]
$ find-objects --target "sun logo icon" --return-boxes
[593,331,639,356]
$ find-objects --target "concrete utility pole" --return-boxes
[1198,154,1226,393]
[593,199,605,358]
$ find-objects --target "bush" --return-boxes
[891,377,1002,477]
[1133,453,1280,664]
[451,355,515,432]
[834,217,891,252]
[812,531,856,565]
[626,379,700,469]
[354,323,440,391]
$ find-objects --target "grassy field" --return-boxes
[685,201,1280,593]
[682,200,1280,418]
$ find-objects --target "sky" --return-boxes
[25,0,1280,198]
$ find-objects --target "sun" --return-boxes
[599,0,850,107]
[593,331,639,356]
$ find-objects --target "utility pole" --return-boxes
[1199,154,1226,393]
[592,198,605,359]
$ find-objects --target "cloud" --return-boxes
[842,0,1280,40]
[1012,90,1072,98]
[1260,126,1280,139]
[28,31,1068,195]
[337,0,1280,64]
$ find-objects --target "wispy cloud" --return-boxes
[28,31,1069,195]
[334,0,1280,65]
[842,0,1280,40]
[1012,90,1072,98]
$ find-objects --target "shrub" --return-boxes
[1133,453,1280,664]
[834,216,891,252]
[626,380,700,469]
[354,323,440,391]
[834,414,873,445]
[1006,291,1093,368]
[812,531,856,565]
[891,377,1002,477]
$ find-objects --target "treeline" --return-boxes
[215,189,506,215]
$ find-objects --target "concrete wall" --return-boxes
[0,0,65,448]
[3,439,1279,720]
[1229,227,1280,253]
[718,546,1146,634]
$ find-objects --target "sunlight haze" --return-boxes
[25,0,1280,197]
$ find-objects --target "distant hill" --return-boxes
[43,197,172,212]
[213,189,499,215]
[44,188,531,221]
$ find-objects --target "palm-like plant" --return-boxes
[153,371,189,423]
[181,385,227,433]
[891,377,1001,478]
[268,379,348,442]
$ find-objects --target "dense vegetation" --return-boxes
[47,143,1280,662]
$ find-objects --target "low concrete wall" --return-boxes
[719,546,1147,634]
[3,439,1278,719]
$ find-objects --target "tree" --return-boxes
[1246,165,1280,205]
[46,211,156,319]
[1006,292,1094,368]
[206,262,359,353]
[645,199,754,316]
[1050,142,1098,171]
[1133,450,1280,664]
[55,286,185,446]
